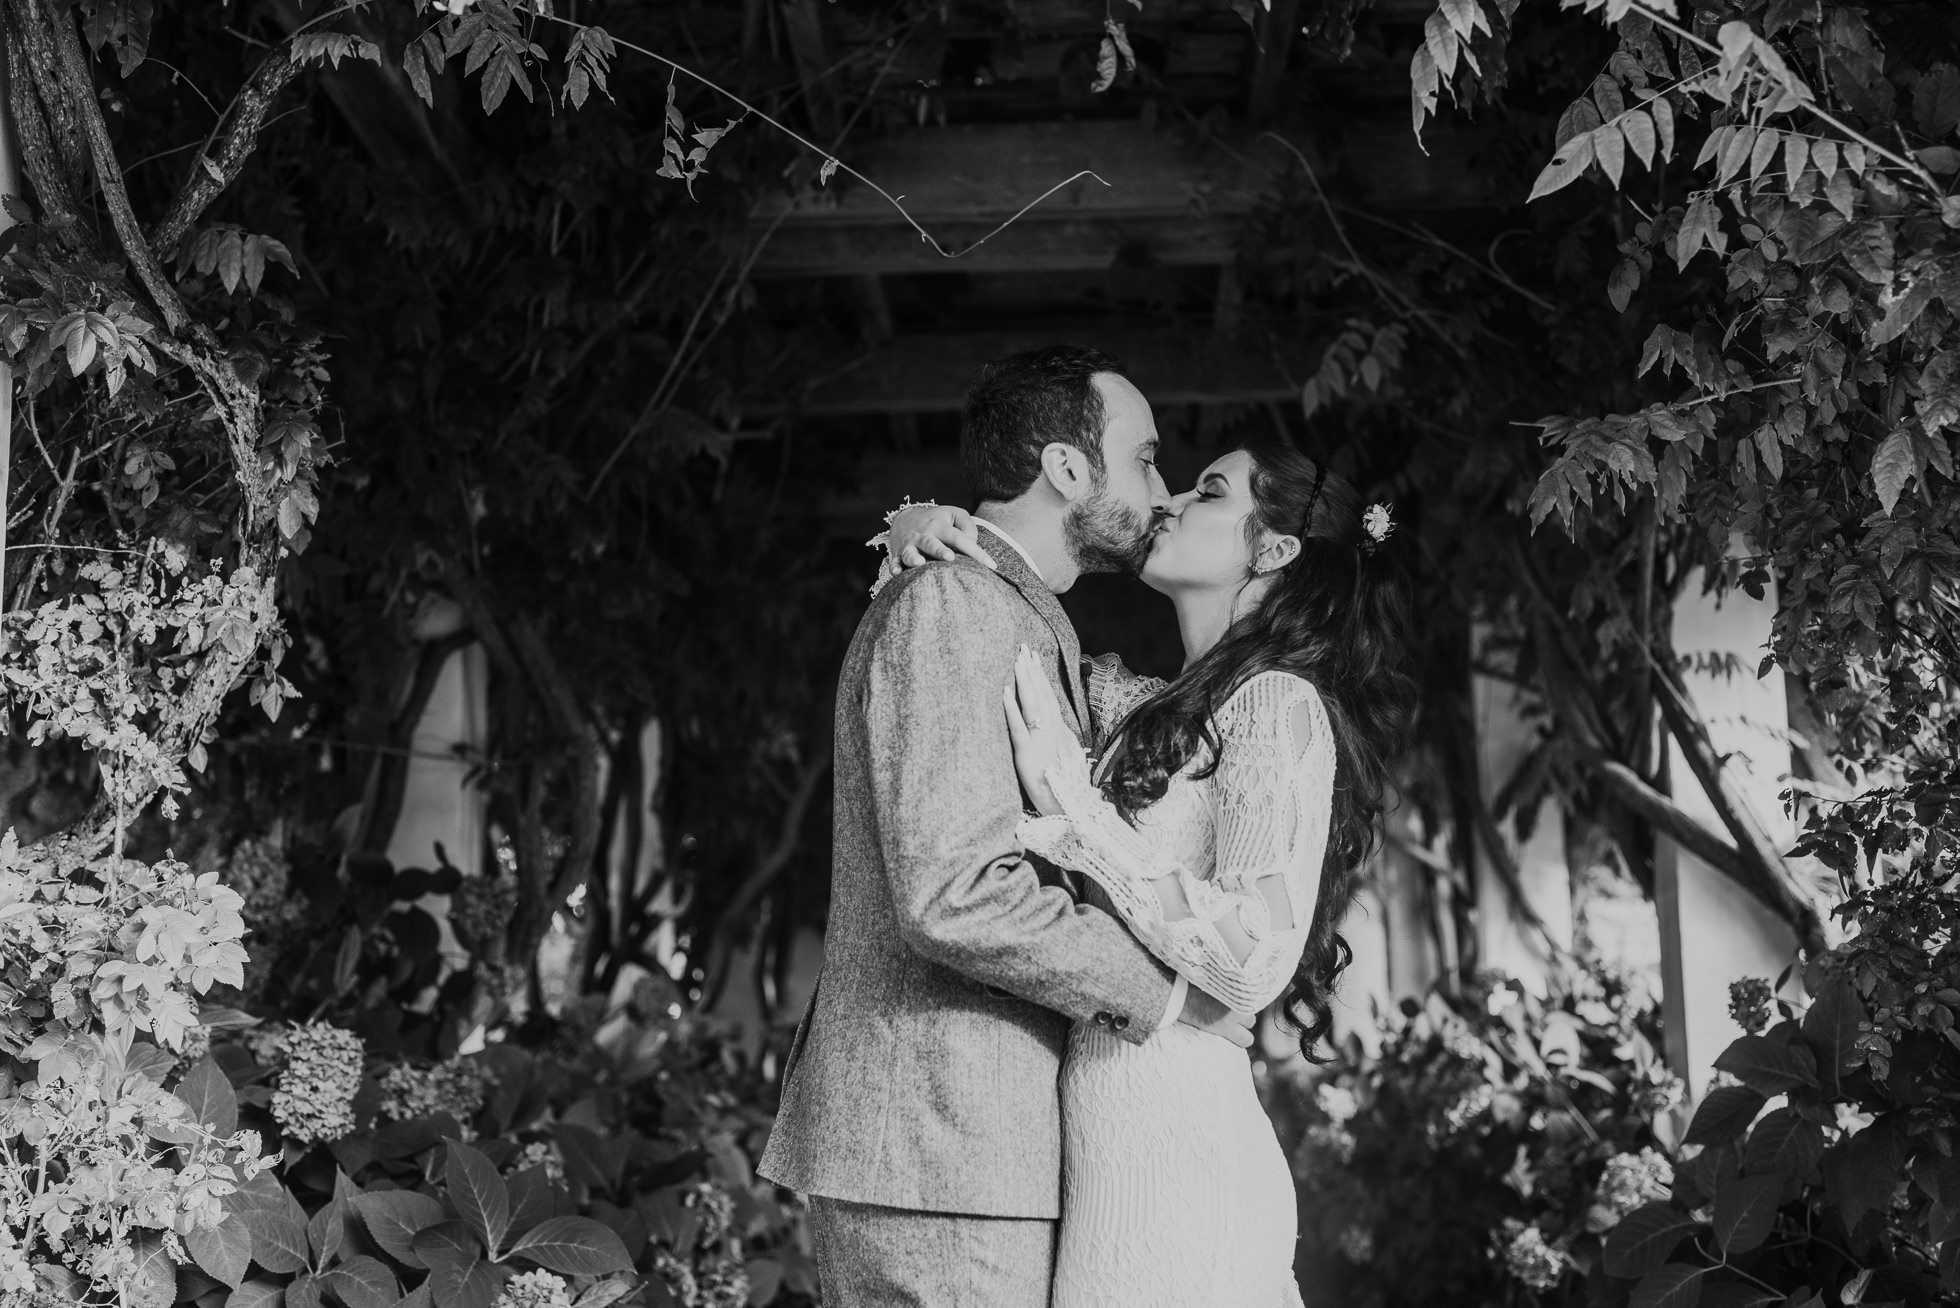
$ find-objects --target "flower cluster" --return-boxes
[506,1138,566,1184]
[1728,976,1774,1035]
[377,1059,490,1133]
[1497,1218,1565,1290]
[269,1022,364,1145]
[493,1269,574,1308]
[1591,1147,1675,1229]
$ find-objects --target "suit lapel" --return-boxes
[975,534,1088,739]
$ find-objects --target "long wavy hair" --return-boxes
[1099,440,1419,1059]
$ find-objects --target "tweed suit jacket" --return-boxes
[757,544,1175,1219]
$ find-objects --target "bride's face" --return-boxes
[1141,450,1262,594]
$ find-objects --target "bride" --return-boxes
[880,439,1418,1307]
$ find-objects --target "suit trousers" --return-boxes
[806,1195,1056,1308]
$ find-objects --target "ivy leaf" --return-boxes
[1603,1204,1703,1278]
[1871,427,1915,514]
[1104,18,1135,71]
[503,1216,635,1276]
[1711,1173,1781,1254]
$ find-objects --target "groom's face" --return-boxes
[1065,374,1169,576]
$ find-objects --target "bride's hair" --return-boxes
[1099,440,1418,1060]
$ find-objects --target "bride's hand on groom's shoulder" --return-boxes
[1003,644,1085,817]
[886,503,996,571]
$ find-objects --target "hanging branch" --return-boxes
[42,0,196,334]
[147,47,306,259]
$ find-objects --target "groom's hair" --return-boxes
[959,344,1127,504]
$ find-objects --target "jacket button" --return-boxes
[1093,1011,1112,1027]
[1111,1015,1131,1032]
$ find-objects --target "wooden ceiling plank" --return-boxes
[744,328,1302,415]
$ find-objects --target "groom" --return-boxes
[759,345,1254,1306]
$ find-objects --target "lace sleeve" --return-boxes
[1018,671,1337,1013]
[1084,653,1166,754]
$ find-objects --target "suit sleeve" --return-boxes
[864,567,1175,1042]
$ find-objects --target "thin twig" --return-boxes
[1261,130,1470,360]
[534,13,1110,260]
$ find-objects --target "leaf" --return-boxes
[1621,110,1657,167]
[1091,35,1119,94]
[240,1208,312,1275]
[1872,427,1915,514]
[1604,1204,1704,1278]
[218,229,244,295]
[818,157,839,186]
[1630,1262,1711,1308]
[1530,133,1597,200]
[1782,132,1809,185]
[176,1054,239,1135]
[309,1196,346,1267]
[187,1220,253,1289]
[1717,125,1757,184]
[352,1190,447,1269]
[1713,1036,1818,1095]
[504,1217,635,1276]
[1439,0,1489,39]
[1652,94,1675,159]
[1743,1107,1825,1181]
[1104,17,1134,71]
[286,1274,322,1308]
[1424,11,1461,81]
[126,1231,176,1308]
[1871,279,1936,345]
[447,1140,512,1255]
[1595,123,1627,187]
[413,1221,503,1308]
[1801,974,1866,1094]
[225,1283,284,1308]
[1410,44,1440,146]
[1608,259,1641,312]
[1685,1085,1765,1147]
[1711,1174,1781,1254]
[317,1256,399,1308]
[1748,126,1781,181]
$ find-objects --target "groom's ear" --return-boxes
[1038,442,1090,503]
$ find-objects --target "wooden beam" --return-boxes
[743,328,1300,416]
[751,118,1493,276]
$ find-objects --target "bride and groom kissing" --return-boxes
[758,345,1419,1307]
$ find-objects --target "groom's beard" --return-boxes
[1066,483,1155,576]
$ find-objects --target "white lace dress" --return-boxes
[1019,661,1334,1308]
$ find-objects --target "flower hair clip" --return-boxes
[1361,503,1394,551]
